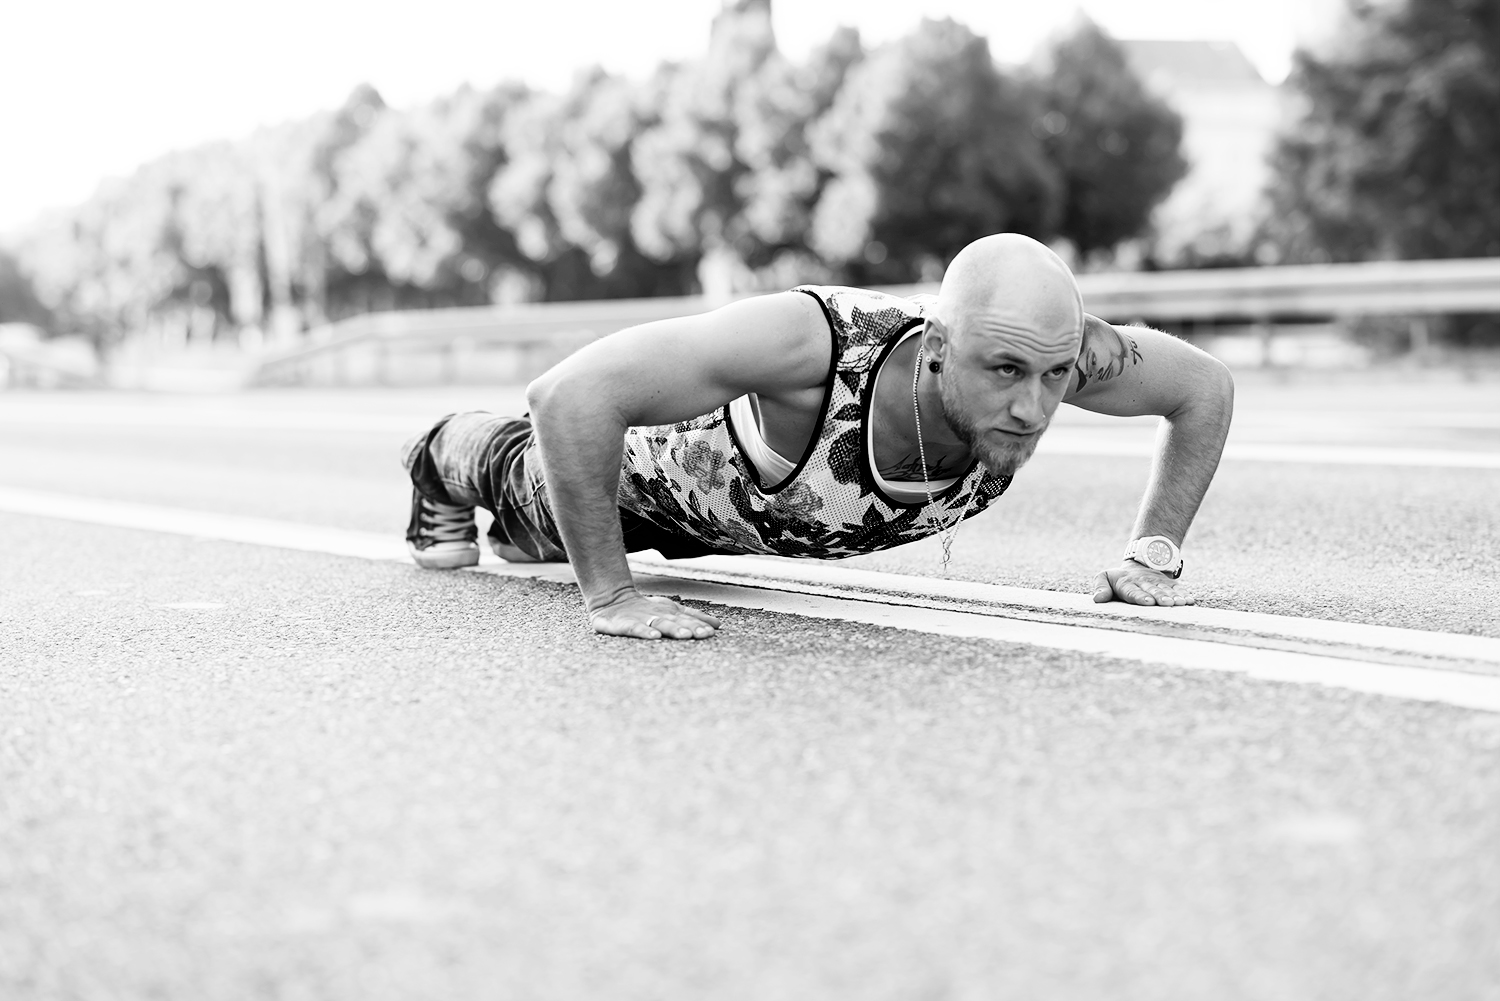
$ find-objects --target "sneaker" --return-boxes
[406,487,480,569]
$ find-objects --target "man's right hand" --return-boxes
[588,591,722,640]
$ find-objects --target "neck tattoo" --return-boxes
[912,346,977,573]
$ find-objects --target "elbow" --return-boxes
[1209,354,1234,414]
[1194,354,1235,430]
[526,367,573,421]
[526,366,623,434]
[525,372,554,417]
[1168,352,1234,425]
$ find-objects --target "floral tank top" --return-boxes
[616,285,1011,560]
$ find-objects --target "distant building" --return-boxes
[1118,40,1285,263]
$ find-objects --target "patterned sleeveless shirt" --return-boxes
[616,285,1012,560]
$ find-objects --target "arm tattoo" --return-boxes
[1074,316,1143,392]
[880,452,964,481]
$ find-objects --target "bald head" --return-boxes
[935,234,1084,351]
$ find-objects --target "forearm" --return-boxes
[526,381,637,611]
[1130,362,1234,546]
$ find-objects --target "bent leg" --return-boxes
[403,413,569,563]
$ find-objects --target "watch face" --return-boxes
[1145,540,1174,566]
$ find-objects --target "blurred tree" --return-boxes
[174,142,264,332]
[1266,0,1500,263]
[10,7,1211,345]
[490,68,696,300]
[630,0,777,285]
[270,84,387,327]
[731,25,863,284]
[21,156,218,348]
[321,83,528,316]
[809,18,1060,283]
[1028,18,1187,261]
[0,249,56,330]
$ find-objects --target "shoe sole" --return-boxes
[408,543,481,570]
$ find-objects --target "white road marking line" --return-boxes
[477,561,1500,714]
[154,602,226,610]
[0,486,408,562]
[627,554,1500,668]
[0,404,423,434]
[4,485,1498,713]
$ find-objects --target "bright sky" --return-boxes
[0,0,1340,239]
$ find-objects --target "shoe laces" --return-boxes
[421,499,474,544]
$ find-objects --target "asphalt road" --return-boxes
[2,370,1499,999]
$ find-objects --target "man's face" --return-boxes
[935,310,1080,479]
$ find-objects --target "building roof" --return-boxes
[1118,39,1270,93]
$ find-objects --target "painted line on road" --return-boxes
[625,554,1500,669]
[491,562,1500,715]
[0,403,423,435]
[3,404,1499,469]
[2,485,1498,714]
[0,486,410,562]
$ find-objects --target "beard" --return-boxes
[938,379,1049,479]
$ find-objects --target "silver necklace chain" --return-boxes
[912,346,977,573]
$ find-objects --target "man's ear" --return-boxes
[921,316,950,365]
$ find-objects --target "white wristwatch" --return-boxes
[1122,535,1184,579]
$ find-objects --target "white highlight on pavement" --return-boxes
[5,485,1500,713]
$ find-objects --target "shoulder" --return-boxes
[793,284,928,353]
[677,291,833,393]
[1068,314,1145,396]
[793,284,928,321]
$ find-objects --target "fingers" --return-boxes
[1096,568,1195,607]
[590,599,721,641]
[676,606,723,628]
[646,613,717,641]
[1091,571,1114,603]
[590,615,662,640]
[644,603,720,640]
[1116,579,1159,606]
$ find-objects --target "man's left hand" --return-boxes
[1092,561,1195,606]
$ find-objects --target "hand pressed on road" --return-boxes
[589,591,723,640]
[1093,562,1195,607]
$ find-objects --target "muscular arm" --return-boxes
[1064,315,1234,602]
[525,291,830,637]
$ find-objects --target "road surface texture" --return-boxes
[2,369,1498,999]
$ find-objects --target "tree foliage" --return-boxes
[1027,18,1188,260]
[1266,0,1500,263]
[0,249,54,328]
[13,5,1182,344]
[810,18,1058,283]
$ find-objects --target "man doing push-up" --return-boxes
[400,233,1234,640]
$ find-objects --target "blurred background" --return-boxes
[1,0,1496,389]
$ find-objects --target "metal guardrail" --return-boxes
[251,295,713,387]
[1073,257,1500,319]
[250,257,1500,386]
[0,347,102,390]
